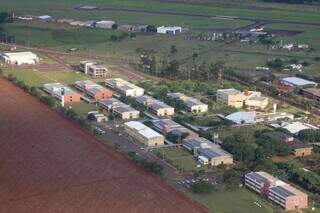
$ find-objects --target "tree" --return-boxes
[170,45,178,57]
[0,12,10,23]
[111,24,119,29]
[298,129,320,143]
[191,181,213,194]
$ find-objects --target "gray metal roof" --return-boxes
[269,185,295,198]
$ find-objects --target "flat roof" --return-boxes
[217,88,241,95]
[226,111,256,124]
[245,171,278,185]
[125,121,163,139]
[282,122,318,134]
[281,77,317,86]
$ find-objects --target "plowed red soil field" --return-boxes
[0,77,206,213]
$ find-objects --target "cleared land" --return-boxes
[0,77,206,213]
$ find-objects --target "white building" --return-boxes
[281,122,318,135]
[157,26,182,35]
[94,20,115,29]
[124,121,164,147]
[79,61,108,77]
[1,52,39,65]
[280,77,318,88]
[135,95,175,117]
[43,83,81,103]
[105,78,144,97]
[167,93,208,113]
[183,137,233,166]
[99,98,139,120]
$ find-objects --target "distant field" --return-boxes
[2,0,320,23]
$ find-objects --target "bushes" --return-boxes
[191,181,213,194]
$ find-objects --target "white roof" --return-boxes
[281,77,317,87]
[226,111,256,124]
[2,51,37,58]
[38,15,52,20]
[282,122,318,134]
[125,121,163,139]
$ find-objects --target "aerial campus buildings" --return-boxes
[216,88,269,109]
[0,51,39,65]
[183,137,233,166]
[135,95,175,117]
[151,119,199,141]
[245,171,308,210]
[79,61,108,78]
[167,93,208,113]
[105,78,144,97]
[99,98,139,120]
[124,121,164,147]
[43,83,81,103]
[157,26,182,35]
[74,80,113,101]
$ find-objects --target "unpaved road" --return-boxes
[0,77,207,213]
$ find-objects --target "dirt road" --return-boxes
[0,77,207,213]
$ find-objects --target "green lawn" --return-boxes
[154,147,204,172]
[2,0,320,23]
[3,69,89,87]
[65,102,98,118]
[187,187,276,213]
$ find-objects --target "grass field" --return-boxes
[2,69,89,87]
[153,147,203,172]
[65,102,98,118]
[2,0,320,23]
[187,187,276,213]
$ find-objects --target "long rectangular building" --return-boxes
[167,93,208,113]
[245,171,308,210]
[1,51,39,65]
[74,80,112,100]
[124,121,164,147]
[135,95,174,117]
[99,98,139,120]
[43,83,81,103]
[183,137,233,166]
[105,78,144,97]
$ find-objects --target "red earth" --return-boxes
[0,77,207,213]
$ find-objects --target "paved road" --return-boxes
[94,122,181,181]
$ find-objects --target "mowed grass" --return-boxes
[2,0,320,23]
[154,147,203,172]
[2,22,121,51]
[3,69,89,87]
[65,102,98,118]
[187,187,275,213]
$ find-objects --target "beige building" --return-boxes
[183,137,233,166]
[167,93,208,113]
[135,95,175,117]
[245,96,269,109]
[216,89,245,108]
[105,78,144,97]
[217,89,269,109]
[245,171,308,211]
[124,121,164,146]
[99,98,139,120]
[79,61,108,77]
